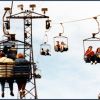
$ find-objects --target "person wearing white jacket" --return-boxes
[0,52,14,97]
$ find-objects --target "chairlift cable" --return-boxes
[51,14,100,25]
[62,17,94,23]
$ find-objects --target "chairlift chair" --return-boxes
[83,33,100,63]
[34,70,41,79]
[33,63,41,79]
[0,40,32,82]
[54,33,68,52]
[40,42,51,56]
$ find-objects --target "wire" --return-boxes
[51,14,100,25]
[51,14,100,37]
[63,17,92,23]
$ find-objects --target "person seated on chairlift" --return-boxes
[60,41,64,52]
[41,48,50,56]
[84,46,95,64]
[60,41,68,52]
[95,47,100,64]
[41,48,46,55]
[63,43,68,51]
[15,53,30,97]
[3,45,10,56]
[7,45,17,60]
[0,52,14,97]
[54,41,60,52]
[46,49,51,56]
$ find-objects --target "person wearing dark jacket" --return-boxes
[14,53,30,97]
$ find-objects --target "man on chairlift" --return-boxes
[54,41,61,52]
[40,48,46,55]
[84,46,95,64]
[60,41,68,52]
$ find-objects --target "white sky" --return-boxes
[0,1,100,99]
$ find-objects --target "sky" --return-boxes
[1,1,100,99]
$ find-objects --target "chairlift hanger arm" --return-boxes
[93,17,100,34]
[43,34,48,43]
[3,10,8,20]
[3,10,10,36]
[60,23,64,34]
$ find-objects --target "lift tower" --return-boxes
[2,3,49,99]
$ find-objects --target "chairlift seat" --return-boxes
[40,42,51,56]
[14,62,31,79]
[0,63,14,78]
[83,35,100,63]
[54,35,68,52]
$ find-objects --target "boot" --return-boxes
[1,92,4,97]
[10,91,14,96]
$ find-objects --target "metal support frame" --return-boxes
[23,10,37,99]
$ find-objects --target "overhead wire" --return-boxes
[50,14,100,38]
[51,14,100,25]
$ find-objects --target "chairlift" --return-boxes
[40,33,51,56]
[33,63,41,79]
[0,40,32,81]
[14,61,31,80]
[83,33,100,64]
[34,71,41,79]
[54,23,68,52]
[54,33,68,52]
[83,17,100,64]
[40,42,51,56]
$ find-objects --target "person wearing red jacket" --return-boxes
[84,46,95,64]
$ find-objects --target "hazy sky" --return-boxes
[0,1,100,99]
